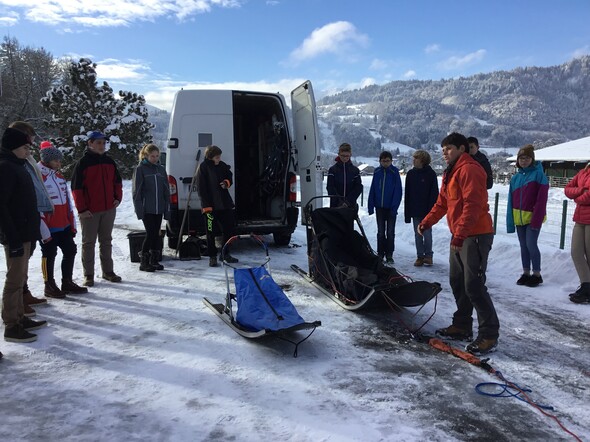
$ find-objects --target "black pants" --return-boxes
[40,227,77,281]
[205,210,236,257]
[141,213,163,254]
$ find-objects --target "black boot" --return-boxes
[570,282,590,304]
[150,250,164,270]
[139,252,156,272]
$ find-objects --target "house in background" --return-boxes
[507,135,590,187]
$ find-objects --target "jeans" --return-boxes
[413,217,433,258]
[516,224,541,272]
[375,208,395,258]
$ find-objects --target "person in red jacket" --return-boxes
[418,132,499,355]
[38,141,87,297]
[565,163,590,304]
[71,131,123,287]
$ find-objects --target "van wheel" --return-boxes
[273,232,291,246]
[168,236,180,250]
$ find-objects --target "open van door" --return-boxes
[291,81,322,223]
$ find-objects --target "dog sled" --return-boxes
[203,234,321,356]
[291,197,441,331]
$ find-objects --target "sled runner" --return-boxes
[203,234,320,356]
[293,197,441,331]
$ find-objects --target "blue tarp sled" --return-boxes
[203,235,320,356]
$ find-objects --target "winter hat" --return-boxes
[88,130,106,140]
[517,144,535,161]
[1,127,29,151]
[40,141,63,163]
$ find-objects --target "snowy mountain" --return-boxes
[317,56,590,151]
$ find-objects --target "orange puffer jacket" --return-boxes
[421,153,493,241]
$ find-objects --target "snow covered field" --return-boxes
[1,178,589,442]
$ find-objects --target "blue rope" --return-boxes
[475,370,554,411]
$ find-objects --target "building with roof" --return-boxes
[507,136,590,187]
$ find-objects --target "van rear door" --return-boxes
[291,81,322,220]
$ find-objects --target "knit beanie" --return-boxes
[517,144,535,161]
[40,141,63,163]
[1,127,29,151]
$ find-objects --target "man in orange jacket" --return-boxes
[418,132,499,355]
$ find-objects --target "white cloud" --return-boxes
[424,43,440,54]
[572,45,590,58]
[0,9,18,26]
[438,49,486,70]
[287,21,370,65]
[96,59,150,80]
[369,58,388,70]
[0,0,244,27]
[403,70,416,78]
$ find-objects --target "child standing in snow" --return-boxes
[506,144,548,288]
[326,143,363,208]
[38,142,87,297]
[132,144,170,272]
[196,145,239,267]
[367,151,402,263]
[404,150,439,266]
[565,163,590,304]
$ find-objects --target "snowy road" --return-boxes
[1,180,589,441]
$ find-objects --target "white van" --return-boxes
[165,80,322,248]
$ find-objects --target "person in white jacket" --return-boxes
[37,142,87,297]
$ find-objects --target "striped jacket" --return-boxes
[507,161,548,232]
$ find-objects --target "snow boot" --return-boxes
[23,285,47,305]
[61,279,89,294]
[209,256,218,267]
[150,250,164,270]
[465,336,498,355]
[139,252,156,272]
[516,274,531,285]
[44,280,67,299]
[525,274,543,287]
[436,325,473,341]
[222,253,238,264]
[4,324,37,343]
[570,282,590,304]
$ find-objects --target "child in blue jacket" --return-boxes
[368,151,402,263]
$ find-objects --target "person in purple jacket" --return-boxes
[368,151,402,263]
[507,144,548,288]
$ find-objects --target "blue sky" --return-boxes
[1,0,590,111]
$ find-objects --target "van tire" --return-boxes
[273,232,291,246]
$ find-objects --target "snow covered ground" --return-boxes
[1,178,589,442]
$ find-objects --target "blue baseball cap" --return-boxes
[88,130,106,140]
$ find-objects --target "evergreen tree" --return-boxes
[41,58,153,178]
[0,36,58,131]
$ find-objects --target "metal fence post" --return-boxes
[493,193,499,234]
[560,200,568,250]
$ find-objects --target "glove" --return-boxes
[113,199,121,208]
[8,245,24,258]
[202,207,213,214]
[78,210,93,219]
